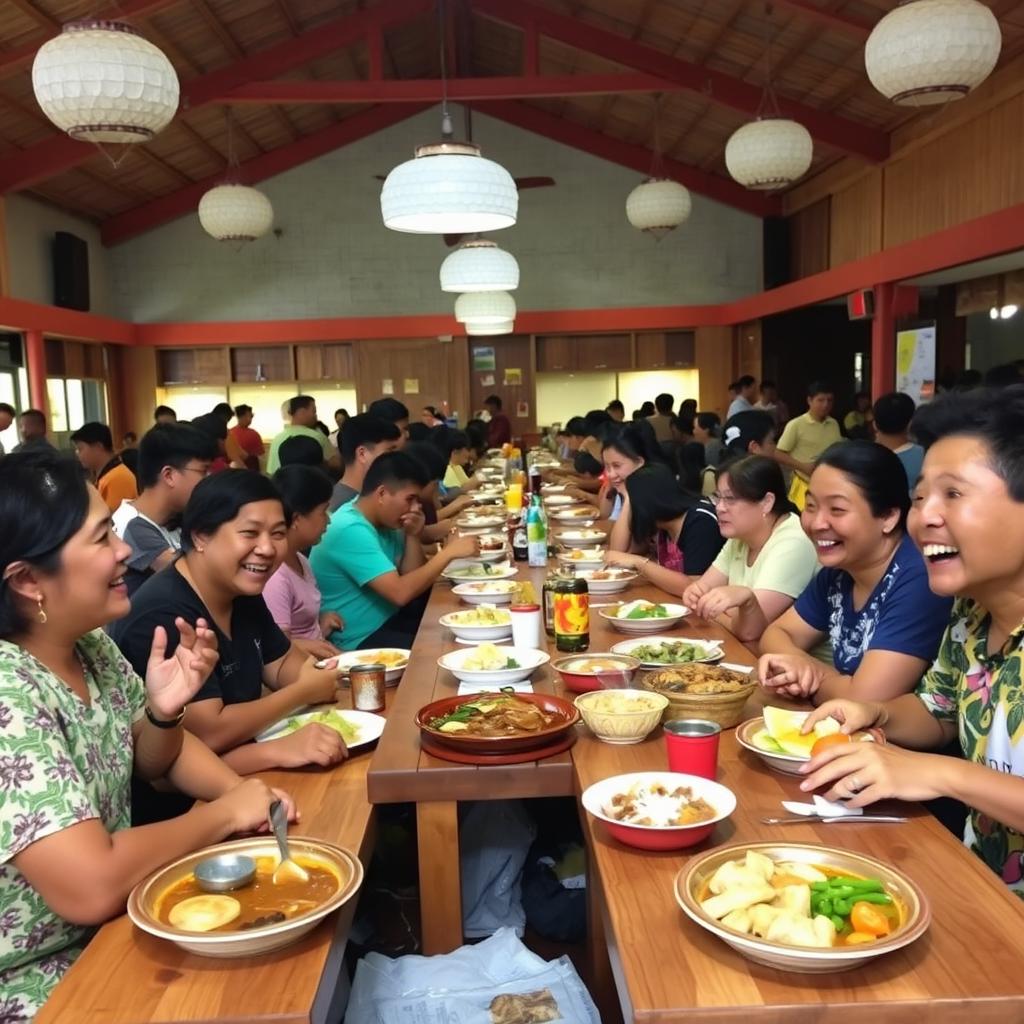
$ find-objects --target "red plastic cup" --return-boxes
[664,719,721,780]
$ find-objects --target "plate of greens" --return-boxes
[255,708,385,750]
[599,601,689,634]
[609,636,725,666]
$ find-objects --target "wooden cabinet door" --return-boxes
[84,344,106,379]
[157,349,197,385]
[321,344,354,380]
[194,347,229,385]
[535,336,575,372]
[295,345,324,381]
[63,342,86,378]
[231,345,292,382]
[575,334,631,370]
[665,332,695,367]
[635,332,668,368]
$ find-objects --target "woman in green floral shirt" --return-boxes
[0,452,296,1022]
[800,385,1024,895]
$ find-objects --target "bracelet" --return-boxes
[145,705,185,729]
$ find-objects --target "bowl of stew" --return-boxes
[127,837,363,958]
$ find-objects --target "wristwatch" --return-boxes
[145,705,186,729]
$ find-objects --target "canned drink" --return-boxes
[350,663,386,712]
[553,577,590,653]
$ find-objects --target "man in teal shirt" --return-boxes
[310,452,480,649]
[267,395,340,474]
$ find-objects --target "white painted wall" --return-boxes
[108,107,762,323]
[5,193,114,315]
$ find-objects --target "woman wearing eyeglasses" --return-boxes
[757,441,952,704]
[682,455,818,643]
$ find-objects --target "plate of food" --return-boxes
[255,708,385,749]
[581,771,736,851]
[416,688,579,754]
[674,842,930,972]
[456,512,506,531]
[548,507,597,523]
[736,708,882,776]
[128,837,363,958]
[540,483,566,493]
[437,643,549,685]
[551,653,641,693]
[452,579,520,605]
[556,528,607,545]
[442,561,518,582]
[610,636,724,665]
[472,490,505,505]
[572,567,638,594]
[639,663,755,728]
[476,533,509,562]
[599,601,688,634]
[556,548,606,570]
[318,647,410,684]
[543,493,579,506]
[439,604,514,641]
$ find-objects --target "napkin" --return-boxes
[780,794,863,818]
[457,681,535,695]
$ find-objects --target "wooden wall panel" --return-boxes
[787,198,831,280]
[830,169,883,268]
[119,345,158,438]
[695,326,734,418]
[883,91,1024,248]
[468,335,534,435]
[734,321,761,382]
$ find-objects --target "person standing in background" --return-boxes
[211,403,249,469]
[12,409,54,453]
[267,395,339,474]
[728,375,758,418]
[646,392,676,443]
[329,408,350,450]
[483,394,512,448]
[774,381,843,510]
[70,421,139,512]
[873,392,924,490]
[606,399,625,423]
[0,401,14,456]
[844,391,874,439]
[756,380,790,427]
[153,405,177,425]
[229,404,265,470]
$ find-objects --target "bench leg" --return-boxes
[417,801,463,954]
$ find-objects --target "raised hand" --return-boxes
[144,617,218,720]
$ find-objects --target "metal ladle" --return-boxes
[269,799,309,886]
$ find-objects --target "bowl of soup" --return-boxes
[128,837,363,958]
[674,842,930,973]
[551,653,641,693]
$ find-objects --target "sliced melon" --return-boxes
[751,729,784,753]
[761,707,840,757]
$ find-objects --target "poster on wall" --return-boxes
[472,346,496,371]
[896,323,936,405]
[503,367,522,386]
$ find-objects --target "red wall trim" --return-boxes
[0,296,136,344]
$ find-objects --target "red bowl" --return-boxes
[605,820,715,851]
[551,654,641,694]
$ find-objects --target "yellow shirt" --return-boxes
[444,463,469,488]
[777,413,843,474]
[97,460,139,512]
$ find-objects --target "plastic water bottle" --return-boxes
[526,494,548,567]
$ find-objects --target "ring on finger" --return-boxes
[849,774,863,793]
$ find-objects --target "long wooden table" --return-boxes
[367,562,1024,1022]
[38,690,393,1024]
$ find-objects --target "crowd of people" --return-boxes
[3,363,1024,1018]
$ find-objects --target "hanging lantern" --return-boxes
[725,119,813,190]
[454,291,516,325]
[625,178,692,238]
[465,319,515,336]
[32,20,178,144]
[865,0,1001,106]
[198,184,274,242]
[440,240,520,293]
[381,140,518,234]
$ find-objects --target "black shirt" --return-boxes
[111,563,291,705]
[673,500,726,576]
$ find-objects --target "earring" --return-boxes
[197,546,205,553]
[36,597,47,625]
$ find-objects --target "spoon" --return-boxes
[760,815,908,825]
[269,799,309,886]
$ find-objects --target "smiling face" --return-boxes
[194,499,288,597]
[802,463,899,571]
[603,447,643,490]
[714,471,772,540]
[909,435,1024,601]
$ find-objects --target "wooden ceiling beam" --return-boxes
[770,0,872,41]
[0,0,433,194]
[8,0,59,33]
[0,0,185,79]
[474,0,889,162]
[101,102,429,245]
[478,99,779,218]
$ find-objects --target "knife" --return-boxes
[761,815,908,825]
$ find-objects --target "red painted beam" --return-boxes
[222,73,682,104]
[0,296,136,344]
[523,17,539,77]
[474,0,889,163]
[0,0,433,194]
[479,99,779,218]
[100,103,429,246]
[0,0,185,79]
[772,0,873,41]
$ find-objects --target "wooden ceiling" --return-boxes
[1,0,1022,241]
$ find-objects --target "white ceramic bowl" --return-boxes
[472,492,505,505]
[320,648,410,685]
[452,580,520,605]
[457,514,506,531]
[438,645,550,686]
[600,603,689,634]
[574,689,669,744]
[549,509,597,524]
[441,561,518,583]
[557,528,607,546]
[475,534,510,562]
[557,549,606,571]
[674,841,931,973]
[541,483,566,493]
[543,493,578,506]
[610,635,724,665]
[735,716,808,775]
[581,771,736,851]
[572,568,638,594]
[439,609,514,642]
[128,837,363,958]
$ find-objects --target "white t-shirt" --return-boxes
[112,498,139,538]
[711,513,818,596]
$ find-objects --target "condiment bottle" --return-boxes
[510,602,543,649]
[349,663,386,712]
[553,576,590,652]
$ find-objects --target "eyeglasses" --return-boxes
[709,493,740,508]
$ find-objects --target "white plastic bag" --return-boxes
[344,927,600,1024]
